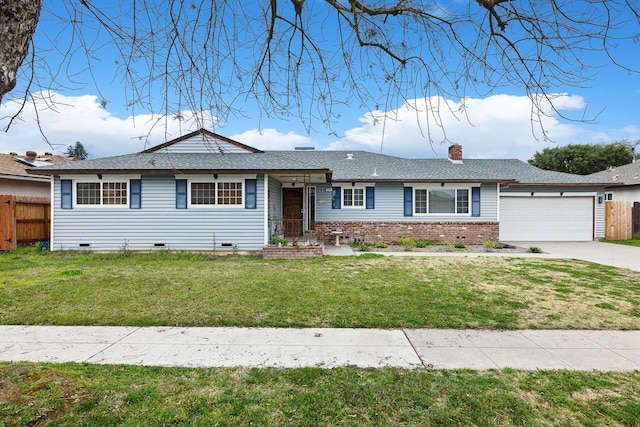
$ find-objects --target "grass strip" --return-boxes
[1,363,639,426]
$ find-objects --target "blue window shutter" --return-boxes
[130,179,141,209]
[245,179,257,209]
[366,187,375,209]
[61,179,73,209]
[472,186,481,217]
[176,179,187,209]
[332,187,341,209]
[404,187,413,217]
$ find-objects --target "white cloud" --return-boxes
[327,94,620,160]
[2,92,637,162]
[0,92,214,158]
[229,128,316,151]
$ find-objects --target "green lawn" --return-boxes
[1,251,639,329]
[2,363,639,426]
[602,237,640,247]
[2,251,640,426]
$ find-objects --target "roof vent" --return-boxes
[44,152,53,156]
[26,151,37,158]
[9,152,17,156]
[294,147,315,150]
[346,153,354,160]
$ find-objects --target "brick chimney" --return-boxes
[448,144,462,162]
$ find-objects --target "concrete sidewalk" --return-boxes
[1,326,639,371]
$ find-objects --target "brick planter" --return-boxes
[262,244,324,259]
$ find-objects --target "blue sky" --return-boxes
[1,1,639,161]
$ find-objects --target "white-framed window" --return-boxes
[217,182,243,205]
[191,182,216,205]
[343,187,365,208]
[189,179,243,207]
[76,181,128,206]
[414,186,470,215]
[605,192,614,201]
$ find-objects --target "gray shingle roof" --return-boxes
[27,152,332,175]
[272,151,609,185]
[28,149,611,186]
[589,162,640,186]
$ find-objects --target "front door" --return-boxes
[283,188,303,236]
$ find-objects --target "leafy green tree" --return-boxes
[64,141,90,160]
[528,143,633,175]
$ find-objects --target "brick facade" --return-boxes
[262,244,324,259]
[313,221,500,245]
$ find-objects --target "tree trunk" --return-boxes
[0,0,42,103]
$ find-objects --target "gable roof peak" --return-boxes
[141,128,263,154]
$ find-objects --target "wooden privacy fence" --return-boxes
[605,201,633,240]
[0,195,51,250]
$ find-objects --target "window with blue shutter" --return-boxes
[61,179,72,209]
[403,187,413,216]
[366,187,375,209]
[176,179,187,209]
[130,179,142,209]
[332,186,341,209]
[471,186,481,217]
[245,179,257,209]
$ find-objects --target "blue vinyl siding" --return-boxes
[595,191,605,238]
[316,182,498,222]
[52,175,266,251]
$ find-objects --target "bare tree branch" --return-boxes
[0,1,639,143]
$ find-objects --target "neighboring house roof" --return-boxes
[0,151,75,182]
[589,162,640,187]
[26,129,610,187]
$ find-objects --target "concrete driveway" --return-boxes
[505,241,640,272]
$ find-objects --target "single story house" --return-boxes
[1,151,74,198]
[589,161,640,203]
[28,129,611,251]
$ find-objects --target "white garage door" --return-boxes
[500,196,594,241]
